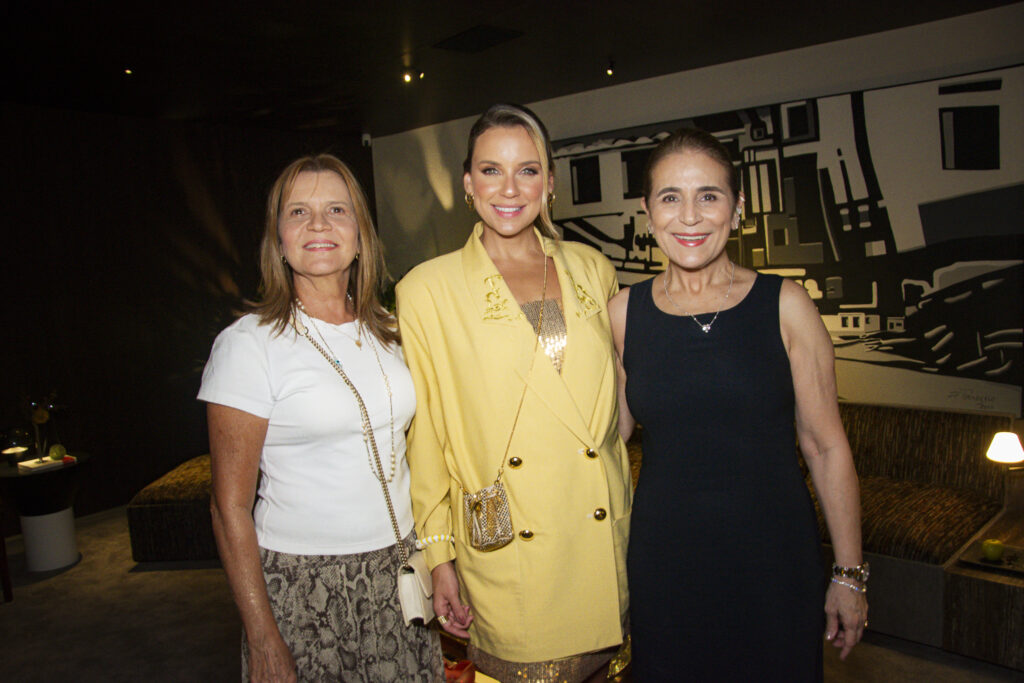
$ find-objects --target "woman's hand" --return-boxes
[432,561,473,637]
[824,581,868,660]
[247,632,297,683]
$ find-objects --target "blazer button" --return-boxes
[519,530,534,540]
[594,508,607,521]
[509,456,523,468]
[584,448,598,459]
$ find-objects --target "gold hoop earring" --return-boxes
[547,193,556,210]
[281,254,288,266]
[465,193,474,209]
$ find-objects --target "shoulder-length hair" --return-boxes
[251,154,399,346]
[463,103,559,240]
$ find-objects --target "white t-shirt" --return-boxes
[198,312,416,555]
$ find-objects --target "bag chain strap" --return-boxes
[292,314,411,568]
[488,253,549,488]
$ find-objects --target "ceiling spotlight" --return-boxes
[402,68,425,84]
[124,68,133,76]
[606,58,614,77]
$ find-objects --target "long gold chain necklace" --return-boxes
[662,260,736,334]
[293,300,396,482]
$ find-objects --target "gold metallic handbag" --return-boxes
[462,254,550,552]
[463,479,514,551]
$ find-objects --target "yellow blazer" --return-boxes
[396,223,631,663]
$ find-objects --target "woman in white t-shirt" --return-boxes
[199,155,441,682]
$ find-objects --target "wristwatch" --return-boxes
[832,561,870,583]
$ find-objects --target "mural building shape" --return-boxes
[552,66,1023,415]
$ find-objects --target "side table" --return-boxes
[0,454,90,573]
[944,508,1024,671]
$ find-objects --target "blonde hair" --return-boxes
[252,154,399,346]
[463,103,559,240]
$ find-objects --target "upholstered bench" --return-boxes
[126,454,219,562]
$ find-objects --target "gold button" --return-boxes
[594,508,607,521]
[519,530,534,540]
[509,456,523,468]
[585,448,598,459]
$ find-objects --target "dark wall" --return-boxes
[0,103,374,535]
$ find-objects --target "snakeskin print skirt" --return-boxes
[243,536,442,682]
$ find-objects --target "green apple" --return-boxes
[982,538,1005,561]
[48,444,67,461]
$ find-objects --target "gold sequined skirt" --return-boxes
[469,638,628,683]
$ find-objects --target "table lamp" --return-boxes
[987,431,1024,512]
[987,432,1024,467]
[2,428,33,467]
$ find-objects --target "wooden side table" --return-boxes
[943,507,1024,671]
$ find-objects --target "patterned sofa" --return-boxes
[126,454,219,563]
[809,403,1011,646]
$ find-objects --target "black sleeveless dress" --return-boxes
[624,274,824,682]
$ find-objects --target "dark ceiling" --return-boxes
[3,1,1016,138]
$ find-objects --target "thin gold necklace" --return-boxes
[293,301,396,482]
[295,295,362,347]
[662,260,736,334]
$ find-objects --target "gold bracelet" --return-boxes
[832,561,870,583]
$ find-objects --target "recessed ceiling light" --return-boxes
[402,68,425,84]
[124,68,133,76]
[606,58,614,76]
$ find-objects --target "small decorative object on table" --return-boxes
[960,539,1024,576]
[18,455,76,474]
[982,538,1005,561]
[22,391,69,468]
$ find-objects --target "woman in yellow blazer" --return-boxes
[396,104,631,682]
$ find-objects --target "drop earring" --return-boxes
[465,193,475,209]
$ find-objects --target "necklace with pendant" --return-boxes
[295,296,362,347]
[293,300,396,482]
[662,260,736,334]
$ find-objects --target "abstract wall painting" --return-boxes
[552,66,1023,415]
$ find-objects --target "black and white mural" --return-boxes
[552,66,1023,416]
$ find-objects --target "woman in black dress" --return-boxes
[609,129,867,680]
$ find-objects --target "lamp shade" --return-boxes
[986,432,1024,464]
[3,427,33,465]
[2,427,33,454]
